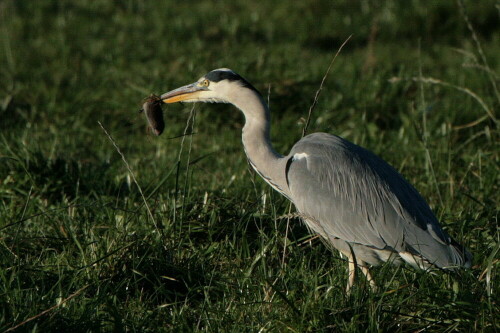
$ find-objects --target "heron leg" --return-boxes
[344,253,377,294]
[346,253,357,295]
[359,263,377,291]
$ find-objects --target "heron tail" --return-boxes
[449,238,472,269]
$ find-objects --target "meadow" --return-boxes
[0,1,498,331]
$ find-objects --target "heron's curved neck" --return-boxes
[231,91,284,183]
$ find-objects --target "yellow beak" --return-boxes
[160,83,205,104]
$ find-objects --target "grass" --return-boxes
[0,0,498,331]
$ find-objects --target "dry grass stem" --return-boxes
[302,35,352,137]
[98,121,163,236]
[5,285,89,333]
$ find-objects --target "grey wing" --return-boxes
[285,133,467,268]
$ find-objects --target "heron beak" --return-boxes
[161,83,205,104]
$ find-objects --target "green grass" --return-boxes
[0,0,498,331]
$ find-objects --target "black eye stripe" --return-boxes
[204,70,261,96]
[205,70,240,82]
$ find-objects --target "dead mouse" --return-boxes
[140,94,164,136]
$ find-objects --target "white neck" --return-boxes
[229,89,289,195]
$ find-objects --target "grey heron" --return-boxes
[160,68,472,292]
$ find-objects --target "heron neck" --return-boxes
[232,93,284,182]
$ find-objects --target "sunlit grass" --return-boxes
[0,0,498,331]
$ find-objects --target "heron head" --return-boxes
[161,68,261,105]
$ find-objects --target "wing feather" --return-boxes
[285,133,463,267]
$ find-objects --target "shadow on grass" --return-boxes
[0,148,130,203]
